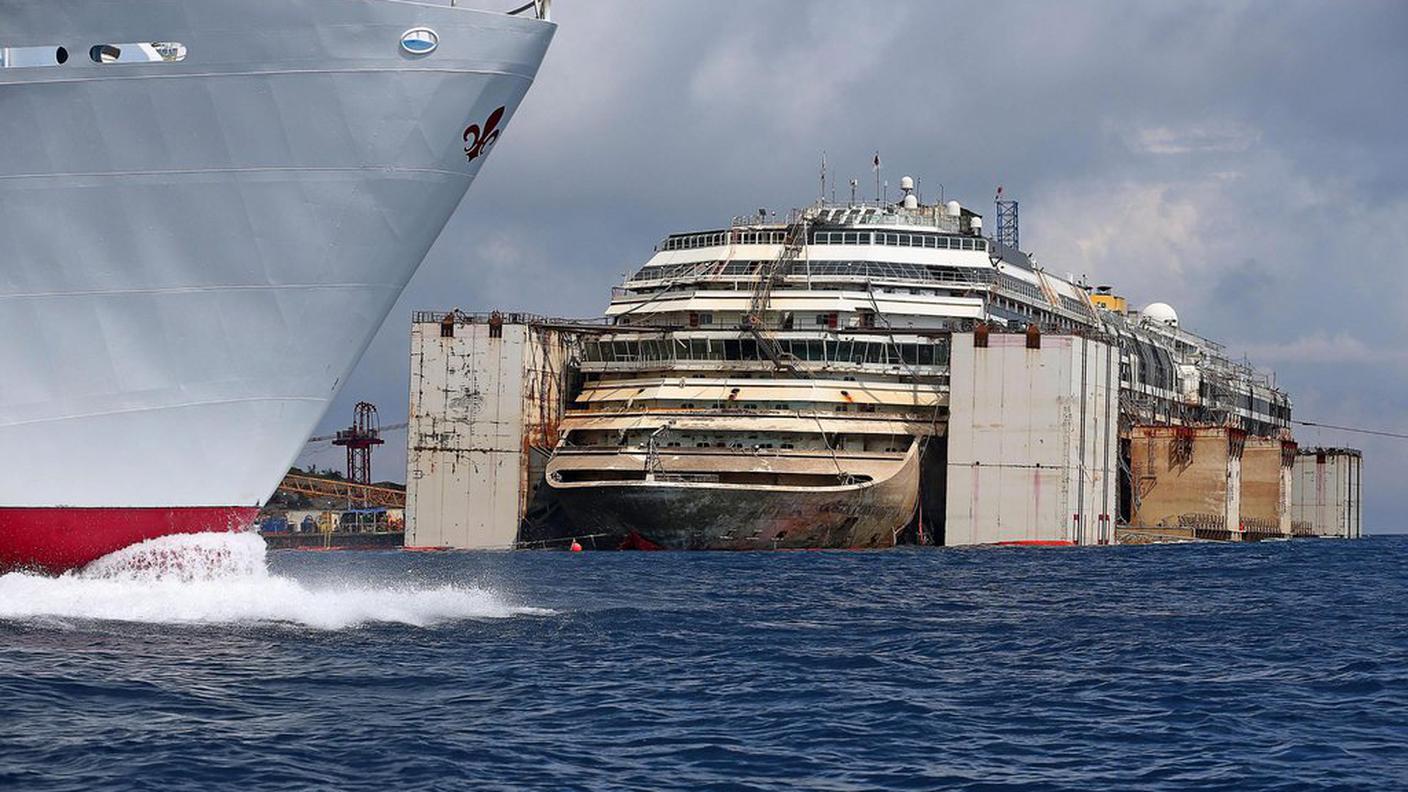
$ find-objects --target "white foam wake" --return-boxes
[0,532,549,630]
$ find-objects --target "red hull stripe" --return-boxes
[0,506,258,574]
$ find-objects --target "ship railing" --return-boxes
[503,0,552,21]
[730,203,967,233]
[414,310,610,328]
[619,267,996,291]
[578,359,951,381]
[731,207,807,228]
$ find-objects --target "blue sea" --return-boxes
[2,534,1405,791]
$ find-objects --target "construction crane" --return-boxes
[332,401,384,485]
[278,402,407,510]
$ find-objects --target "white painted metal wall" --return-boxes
[944,332,1119,546]
[1290,450,1364,538]
[405,321,571,549]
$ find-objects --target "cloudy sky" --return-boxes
[298,0,1408,529]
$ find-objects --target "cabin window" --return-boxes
[88,42,187,64]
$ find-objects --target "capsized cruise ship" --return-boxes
[525,177,1292,549]
[0,0,554,573]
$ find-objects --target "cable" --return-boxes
[1295,419,1408,436]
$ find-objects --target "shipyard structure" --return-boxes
[406,180,1363,549]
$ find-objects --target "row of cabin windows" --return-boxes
[631,259,997,286]
[687,311,874,330]
[660,231,728,251]
[735,231,789,245]
[1198,383,1291,421]
[579,429,905,451]
[581,395,924,416]
[658,230,990,254]
[812,230,988,252]
[1,42,186,68]
[996,274,1046,301]
[581,336,950,366]
[667,401,881,414]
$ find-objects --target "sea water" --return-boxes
[2,534,1405,790]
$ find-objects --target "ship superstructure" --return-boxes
[532,178,1291,549]
[0,0,554,572]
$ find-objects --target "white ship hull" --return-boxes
[0,0,553,571]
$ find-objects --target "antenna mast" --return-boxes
[873,152,881,203]
[995,186,1019,250]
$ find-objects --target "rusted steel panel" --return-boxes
[1129,426,1242,540]
[1241,438,1293,538]
[405,316,578,549]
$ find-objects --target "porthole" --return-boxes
[400,27,439,55]
[55,47,68,64]
[89,42,186,64]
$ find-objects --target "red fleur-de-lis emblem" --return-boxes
[463,106,506,163]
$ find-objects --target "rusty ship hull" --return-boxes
[531,443,921,550]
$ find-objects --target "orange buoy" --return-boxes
[569,540,583,552]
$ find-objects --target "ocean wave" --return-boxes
[0,532,550,630]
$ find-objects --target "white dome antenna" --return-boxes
[899,175,917,209]
[1143,302,1179,328]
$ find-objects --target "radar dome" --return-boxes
[1143,302,1179,327]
